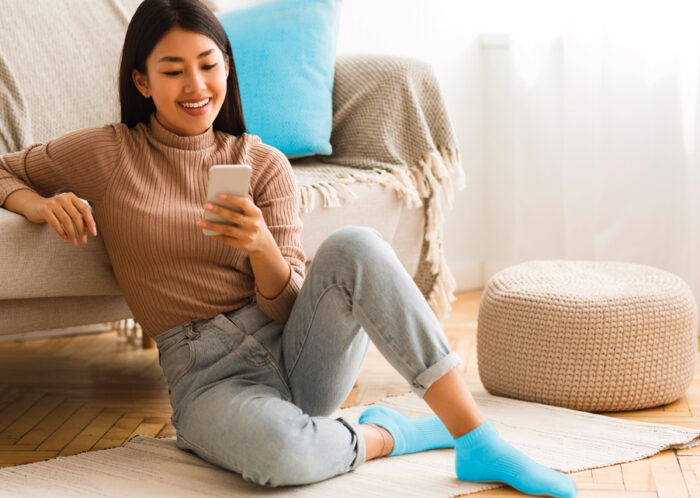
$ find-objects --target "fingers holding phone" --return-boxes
[198,192,272,254]
[197,164,273,254]
[200,164,250,235]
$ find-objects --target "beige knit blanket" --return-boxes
[292,55,466,319]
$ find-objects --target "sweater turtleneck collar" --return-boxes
[147,113,216,150]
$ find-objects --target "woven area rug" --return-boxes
[2,392,699,497]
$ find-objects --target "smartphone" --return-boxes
[202,164,252,236]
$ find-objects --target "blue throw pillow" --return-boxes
[217,0,341,158]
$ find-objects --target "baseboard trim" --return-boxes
[450,261,485,292]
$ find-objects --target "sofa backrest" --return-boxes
[0,0,143,154]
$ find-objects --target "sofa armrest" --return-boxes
[0,207,121,300]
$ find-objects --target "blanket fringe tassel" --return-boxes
[298,147,466,320]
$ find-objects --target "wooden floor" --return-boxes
[1,290,700,497]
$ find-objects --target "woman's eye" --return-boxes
[162,64,216,76]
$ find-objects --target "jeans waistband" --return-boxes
[154,298,257,351]
[154,321,201,351]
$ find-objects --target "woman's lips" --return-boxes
[179,98,211,116]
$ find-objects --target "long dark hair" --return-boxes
[118,0,246,135]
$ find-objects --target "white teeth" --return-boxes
[180,98,210,108]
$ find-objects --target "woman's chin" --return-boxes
[179,107,219,132]
[157,107,219,136]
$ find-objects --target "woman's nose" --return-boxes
[184,70,207,92]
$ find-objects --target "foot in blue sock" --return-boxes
[358,404,454,456]
[455,420,577,498]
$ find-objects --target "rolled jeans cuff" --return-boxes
[336,416,366,471]
[410,351,462,398]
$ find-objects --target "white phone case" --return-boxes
[202,164,252,236]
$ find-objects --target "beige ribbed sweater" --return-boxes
[0,114,305,337]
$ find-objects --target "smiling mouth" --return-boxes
[179,98,211,109]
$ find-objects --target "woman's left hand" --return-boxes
[197,193,273,255]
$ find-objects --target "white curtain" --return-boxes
[481,1,700,318]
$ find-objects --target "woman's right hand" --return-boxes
[23,192,97,246]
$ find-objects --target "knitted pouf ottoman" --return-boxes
[477,260,698,412]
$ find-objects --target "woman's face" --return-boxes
[132,27,229,136]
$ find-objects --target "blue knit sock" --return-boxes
[358,405,454,456]
[455,420,577,497]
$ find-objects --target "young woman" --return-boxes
[0,1,576,495]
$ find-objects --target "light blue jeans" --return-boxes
[155,226,461,487]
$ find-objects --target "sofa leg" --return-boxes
[142,333,155,349]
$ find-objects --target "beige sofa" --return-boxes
[0,0,462,346]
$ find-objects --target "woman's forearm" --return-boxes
[249,232,292,299]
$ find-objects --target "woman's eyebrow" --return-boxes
[157,48,215,63]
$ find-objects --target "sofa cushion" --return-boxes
[0,173,421,301]
[216,0,341,158]
[0,205,122,300]
[300,181,422,274]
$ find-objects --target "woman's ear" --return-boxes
[225,59,230,79]
[131,69,151,98]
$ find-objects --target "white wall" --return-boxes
[336,0,494,291]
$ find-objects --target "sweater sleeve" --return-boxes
[0,124,121,208]
[249,142,305,324]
